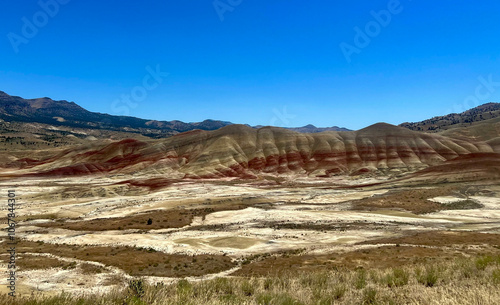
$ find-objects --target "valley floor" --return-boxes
[1,174,499,303]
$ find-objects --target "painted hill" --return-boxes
[4,123,494,179]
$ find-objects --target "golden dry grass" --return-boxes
[3,254,500,305]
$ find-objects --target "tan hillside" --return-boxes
[438,116,500,148]
[2,123,494,179]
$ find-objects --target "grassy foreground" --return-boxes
[3,254,500,305]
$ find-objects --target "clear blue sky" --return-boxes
[1,0,500,130]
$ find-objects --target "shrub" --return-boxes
[177,279,192,294]
[128,279,145,298]
[256,293,304,305]
[257,293,274,305]
[332,283,346,300]
[317,295,335,305]
[355,269,368,289]
[61,261,77,270]
[212,277,233,295]
[457,260,477,279]
[241,280,255,296]
[493,269,500,284]
[385,268,409,288]
[362,287,378,305]
[301,272,328,289]
[416,266,438,287]
[475,256,494,271]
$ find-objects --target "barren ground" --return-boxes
[1,174,500,295]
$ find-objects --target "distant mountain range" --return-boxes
[0,91,350,138]
[0,91,233,138]
[254,124,350,133]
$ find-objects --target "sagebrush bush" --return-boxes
[384,268,409,288]
[362,287,377,305]
[416,266,438,287]
[493,268,500,284]
[355,269,368,289]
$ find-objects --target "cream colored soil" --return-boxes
[1,176,500,295]
[429,196,468,204]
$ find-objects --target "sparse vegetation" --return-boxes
[415,266,439,287]
[3,254,500,305]
[6,239,235,278]
[352,186,461,214]
[37,198,265,231]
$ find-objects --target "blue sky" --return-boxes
[1,0,500,130]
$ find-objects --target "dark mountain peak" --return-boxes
[400,102,500,132]
[0,90,234,138]
[0,90,351,138]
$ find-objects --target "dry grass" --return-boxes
[235,246,468,276]
[232,231,500,276]
[3,254,500,304]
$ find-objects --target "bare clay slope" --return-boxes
[439,116,500,151]
[6,123,495,178]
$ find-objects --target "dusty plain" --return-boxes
[1,173,499,297]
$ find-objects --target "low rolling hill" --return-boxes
[2,123,495,180]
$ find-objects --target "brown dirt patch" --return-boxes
[234,246,452,276]
[37,201,262,231]
[14,254,71,271]
[365,231,500,247]
[4,239,235,277]
[234,244,500,277]
[351,186,461,214]
[253,221,398,231]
